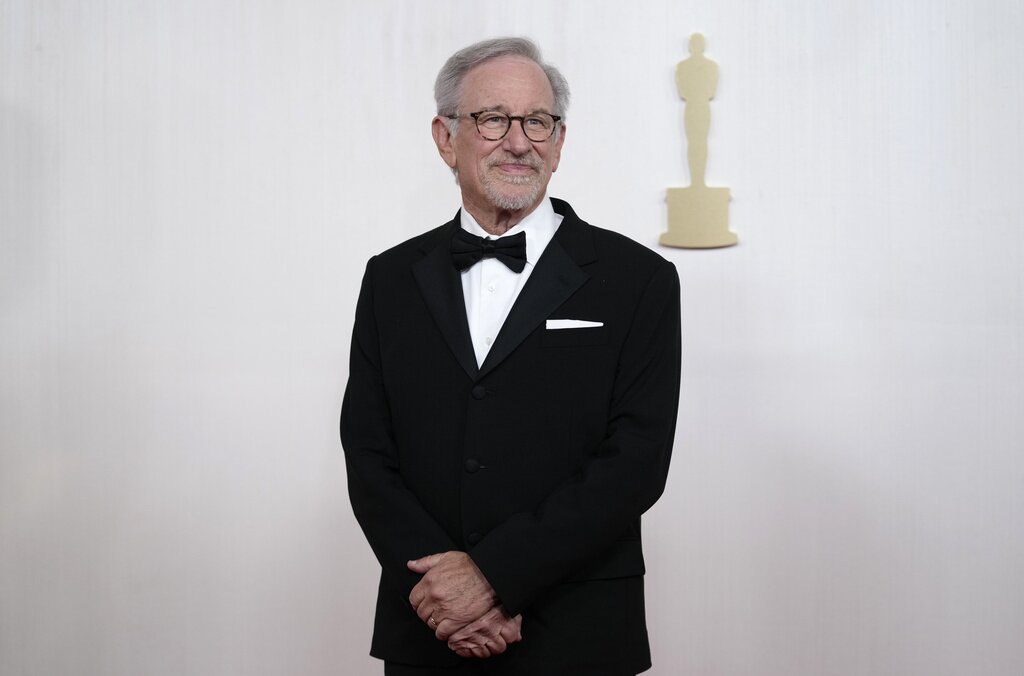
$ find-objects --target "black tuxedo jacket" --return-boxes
[341,198,681,674]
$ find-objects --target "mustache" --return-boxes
[488,155,541,170]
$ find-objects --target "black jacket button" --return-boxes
[471,385,487,399]
[464,458,480,473]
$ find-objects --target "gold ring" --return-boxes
[428,616,437,629]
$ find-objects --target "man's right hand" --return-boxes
[407,551,497,639]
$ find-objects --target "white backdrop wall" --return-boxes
[2,1,1022,674]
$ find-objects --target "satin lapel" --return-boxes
[477,236,589,379]
[412,227,478,380]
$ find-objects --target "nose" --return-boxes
[502,118,533,155]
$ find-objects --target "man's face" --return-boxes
[433,55,565,217]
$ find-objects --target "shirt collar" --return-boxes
[459,196,562,268]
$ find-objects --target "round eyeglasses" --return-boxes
[462,110,562,142]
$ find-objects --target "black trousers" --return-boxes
[384,662,637,676]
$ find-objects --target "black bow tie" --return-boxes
[450,229,527,273]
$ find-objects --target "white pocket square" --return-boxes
[545,319,604,330]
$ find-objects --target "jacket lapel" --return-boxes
[477,199,595,379]
[412,218,479,380]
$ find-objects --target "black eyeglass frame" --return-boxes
[458,110,563,142]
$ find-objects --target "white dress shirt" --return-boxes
[460,196,563,367]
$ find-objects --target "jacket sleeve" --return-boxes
[340,256,459,597]
[467,259,682,616]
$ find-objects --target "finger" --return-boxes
[514,615,523,641]
[510,614,523,641]
[409,591,423,611]
[411,593,440,624]
[448,635,487,652]
[446,623,481,644]
[488,634,507,655]
[415,602,435,625]
[498,620,521,644]
[447,607,499,643]
[408,579,429,610]
[434,617,468,641]
[469,645,490,659]
[453,622,502,650]
[406,553,445,574]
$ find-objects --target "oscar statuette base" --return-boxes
[661,186,737,249]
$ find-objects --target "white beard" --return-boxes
[481,159,545,211]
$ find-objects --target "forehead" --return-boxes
[459,55,555,112]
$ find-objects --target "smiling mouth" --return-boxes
[497,163,534,173]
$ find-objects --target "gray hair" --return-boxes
[434,37,570,137]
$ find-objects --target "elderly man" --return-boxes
[341,37,681,675]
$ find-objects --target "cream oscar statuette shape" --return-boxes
[661,33,738,249]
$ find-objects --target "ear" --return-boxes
[432,116,458,169]
[550,122,566,173]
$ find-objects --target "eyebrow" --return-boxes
[475,104,555,116]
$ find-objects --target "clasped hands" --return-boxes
[407,551,522,659]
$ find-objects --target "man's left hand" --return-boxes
[447,606,523,658]
[408,551,498,640]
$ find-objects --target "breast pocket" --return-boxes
[541,325,608,347]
